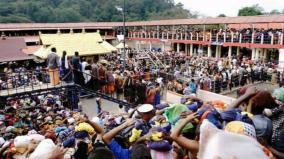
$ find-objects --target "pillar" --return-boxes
[255,48,260,61]
[207,45,212,57]
[136,41,139,50]
[278,49,284,72]
[215,46,219,58]
[185,44,188,55]
[190,44,193,56]
[237,46,240,56]
[162,42,165,52]
[219,46,222,58]
[194,48,197,55]
[198,45,202,56]
[177,43,180,52]
[251,48,256,61]
[263,48,268,60]
[149,42,152,50]
[228,46,232,59]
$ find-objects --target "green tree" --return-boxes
[0,14,32,23]
[270,9,280,15]
[217,14,226,17]
[0,0,193,23]
[238,4,263,16]
[55,8,83,22]
[0,3,15,16]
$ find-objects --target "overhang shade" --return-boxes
[34,32,112,59]
[115,42,128,49]
[101,41,117,52]
[0,38,32,62]
[33,46,50,59]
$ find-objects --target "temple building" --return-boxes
[0,14,284,69]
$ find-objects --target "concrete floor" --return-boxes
[80,97,123,119]
[80,82,280,119]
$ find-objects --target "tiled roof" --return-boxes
[0,38,32,62]
[22,45,42,55]
[0,15,283,30]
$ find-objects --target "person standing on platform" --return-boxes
[153,82,161,106]
[60,51,68,81]
[91,56,99,91]
[47,48,60,86]
[71,52,83,85]
[136,79,147,105]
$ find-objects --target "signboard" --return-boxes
[117,35,125,42]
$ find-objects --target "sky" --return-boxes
[175,0,284,17]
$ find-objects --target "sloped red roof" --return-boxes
[22,45,42,55]
[0,15,283,30]
[0,38,32,62]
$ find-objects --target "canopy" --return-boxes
[101,41,117,52]
[34,32,113,59]
[115,42,128,49]
[33,46,50,59]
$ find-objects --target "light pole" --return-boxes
[122,0,126,72]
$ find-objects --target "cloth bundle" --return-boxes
[199,120,270,159]
[75,122,95,134]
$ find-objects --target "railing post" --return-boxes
[190,33,193,40]
[231,33,234,42]
[239,34,242,43]
[216,33,219,42]
[15,74,18,94]
[261,34,264,44]
[167,32,169,40]
[271,34,274,45]
[251,32,254,43]
[196,33,199,41]
[281,33,284,45]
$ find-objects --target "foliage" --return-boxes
[269,9,281,15]
[0,0,192,23]
[238,4,263,16]
[217,14,226,17]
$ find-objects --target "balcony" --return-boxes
[128,31,284,49]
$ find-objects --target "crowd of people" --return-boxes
[133,28,284,45]
[0,46,284,158]
[149,51,280,95]
[0,48,282,103]
[0,81,284,158]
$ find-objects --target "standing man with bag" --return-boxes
[47,48,60,86]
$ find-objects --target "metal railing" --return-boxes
[129,31,284,45]
[0,69,136,109]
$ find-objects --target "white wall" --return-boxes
[166,90,236,105]
[279,49,284,72]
